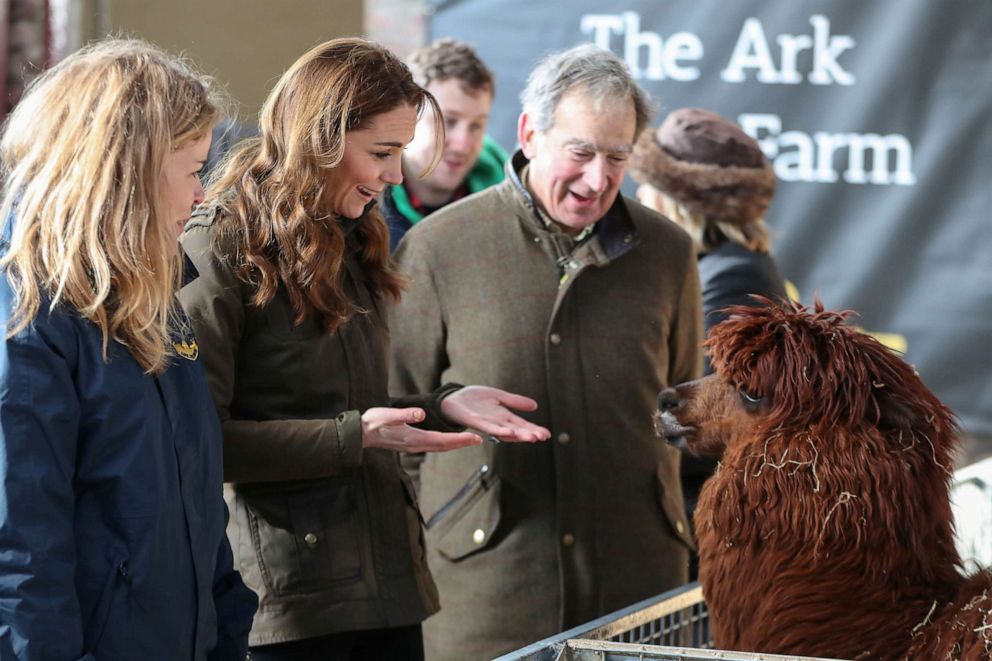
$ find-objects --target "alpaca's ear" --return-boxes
[873,385,920,433]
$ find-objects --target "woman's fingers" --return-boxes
[440,386,551,443]
[489,390,539,412]
[364,406,425,429]
[471,414,550,442]
[362,407,485,452]
[405,429,482,452]
[363,392,549,452]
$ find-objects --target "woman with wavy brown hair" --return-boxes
[179,38,549,660]
[0,39,257,658]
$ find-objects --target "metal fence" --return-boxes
[495,582,844,661]
[951,457,992,572]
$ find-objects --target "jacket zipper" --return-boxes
[425,464,490,530]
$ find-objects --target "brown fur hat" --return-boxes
[629,108,776,225]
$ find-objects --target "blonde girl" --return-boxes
[0,39,256,659]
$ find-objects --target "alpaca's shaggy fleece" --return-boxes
[658,299,992,660]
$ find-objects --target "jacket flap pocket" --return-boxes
[399,470,426,526]
[431,476,502,562]
[656,451,697,551]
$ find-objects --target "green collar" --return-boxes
[390,135,509,225]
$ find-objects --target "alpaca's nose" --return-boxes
[657,388,681,413]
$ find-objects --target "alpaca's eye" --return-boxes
[740,390,764,409]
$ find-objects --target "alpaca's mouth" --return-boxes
[657,411,694,445]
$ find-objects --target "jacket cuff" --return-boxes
[391,383,466,432]
[334,410,364,468]
[426,382,466,432]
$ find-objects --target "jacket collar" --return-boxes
[504,150,640,262]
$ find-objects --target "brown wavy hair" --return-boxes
[207,38,442,332]
[1,39,220,373]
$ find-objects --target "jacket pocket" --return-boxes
[83,553,129,653]
[656,448,697,551]
[427,465,502,561]
[246,480,362,597]
[399,471,428,567]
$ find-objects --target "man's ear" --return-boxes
[518,111,538,160]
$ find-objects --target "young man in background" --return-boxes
[381,38,507,252]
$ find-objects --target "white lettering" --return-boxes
[814,132,845,183]
[845,134,917,185]
[665,32,704,81]
[579,12,703,81]
[721,18,781,83]
[623,12,664,79]
[739,113,782,159]
[777,131,815,182]
[723,16,855,85]
[739,113,916,185]
[580,14,624,51]
[776,33,813,85]
[808,15,856,85]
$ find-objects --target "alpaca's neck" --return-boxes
[697,452,965,659]
[699,543,956,659]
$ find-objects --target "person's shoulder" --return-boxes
[467,136,509,189]
[182,204,244,259]
[406,181,511,242]
[0,284,86,362]
[702,243,785,291]
[183,203,222,236]
[180,204,223,254]
[179,204,243,288]
[481,134,509,163]
[0,252,76,342]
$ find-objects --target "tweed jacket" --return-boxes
[389,151,703,660]
[179,210,440,646]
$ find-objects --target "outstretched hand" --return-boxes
[362,407,483,453]
[440,385,550,443]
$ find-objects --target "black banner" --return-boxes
[429,0,992,438]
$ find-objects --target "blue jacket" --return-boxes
[0,234,257,659]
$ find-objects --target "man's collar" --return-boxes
[520,164,595,243]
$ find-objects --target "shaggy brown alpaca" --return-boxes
[657,299,992,660]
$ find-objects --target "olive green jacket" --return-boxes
[389,151,703,660]
[179,210,439,646]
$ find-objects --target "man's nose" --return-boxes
[447,124,471,153]
[584,157,607,192]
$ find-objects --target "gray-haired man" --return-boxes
[390,44,703,660]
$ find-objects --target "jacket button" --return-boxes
[557,432,570,445]
[472,529,486,545]
[562,533,575,547]
[676,521,685,535]
[549,333,561,345]
[304,533,318,546]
